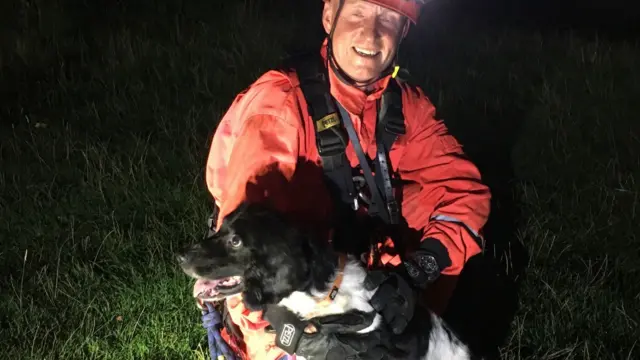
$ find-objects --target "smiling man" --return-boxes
[198,0,491,359]
[325,0,407,84]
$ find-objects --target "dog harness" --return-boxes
[318,253,347,306]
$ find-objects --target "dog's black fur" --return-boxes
[179,202,338,311]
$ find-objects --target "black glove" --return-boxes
[363,270,416,335]
[264,305,405,360]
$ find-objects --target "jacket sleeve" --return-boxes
[205,114,300,228]
[204,112,299,359]
[397,104,491,277]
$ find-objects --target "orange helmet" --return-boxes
[366,0,426,24]
[324,0,426,24]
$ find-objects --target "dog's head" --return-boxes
[177,202,337,311]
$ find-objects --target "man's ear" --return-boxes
[322,0,336,35]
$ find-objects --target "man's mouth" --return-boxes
[193,276,244,301]
[353,46,380,58]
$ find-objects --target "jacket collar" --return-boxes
[319,38,393,116]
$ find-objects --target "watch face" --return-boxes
[417,254,439,273]
[416,254,440,282]
[404,253,441,287]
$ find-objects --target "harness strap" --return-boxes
[296,54,358,211]
[373,78,406,225]
[337,102,391,224]
[318,253,348,306]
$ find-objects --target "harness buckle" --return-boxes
[351,197,359,211]
[316,126,348,157]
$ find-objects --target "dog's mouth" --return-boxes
[193,276,244,301]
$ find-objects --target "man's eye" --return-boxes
[380,13,403,27]
[229,238,242,248]
[349,9,364,19]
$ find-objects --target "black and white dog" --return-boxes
[178,202,477,360]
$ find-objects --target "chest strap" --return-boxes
[292,53,406,225]
[296,54,359,211]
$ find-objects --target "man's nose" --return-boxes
[360,15,380,39]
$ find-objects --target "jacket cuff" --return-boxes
[418,237,452,272]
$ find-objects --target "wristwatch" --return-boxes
[405,252,440,287]
[404,238,452,289]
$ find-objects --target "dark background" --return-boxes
[1,0,638,359]
[288,0,640,40]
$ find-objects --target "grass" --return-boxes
[1,0,639,359]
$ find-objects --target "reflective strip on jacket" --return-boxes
[205,40,491,359]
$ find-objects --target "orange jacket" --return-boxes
[204,40,491,359]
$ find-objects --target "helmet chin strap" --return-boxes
[327,0,407,91]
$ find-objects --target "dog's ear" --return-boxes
[221,201,250,228]
[223,201,275,234]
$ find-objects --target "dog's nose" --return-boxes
[176,254,187,264]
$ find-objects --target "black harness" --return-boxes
[291,52,407,227]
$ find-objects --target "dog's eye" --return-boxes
[229,237,242,248]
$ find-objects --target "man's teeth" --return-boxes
[354,47,378,56]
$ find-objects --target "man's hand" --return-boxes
[264,305,406,360]
[363,270,416,335]
[363,240,449,335]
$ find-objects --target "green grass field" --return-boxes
[1,1,639,359]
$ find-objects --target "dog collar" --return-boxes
[320,253,347,305]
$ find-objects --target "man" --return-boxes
[200,0,491,358]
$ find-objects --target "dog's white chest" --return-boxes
[278,291,352,320]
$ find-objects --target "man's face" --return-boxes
[323,0,408,85]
